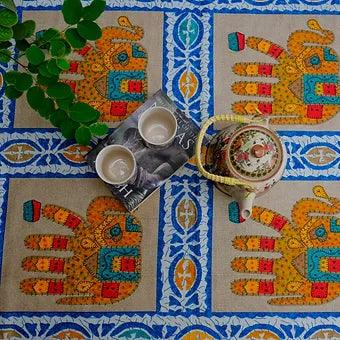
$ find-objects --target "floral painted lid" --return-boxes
[226,125,284,182]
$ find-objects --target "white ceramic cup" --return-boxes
[95,145,137,185]
[138,106,177,149]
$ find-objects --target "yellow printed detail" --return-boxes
[231,186,340,305]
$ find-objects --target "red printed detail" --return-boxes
[328,258,340,273]
[65,214,81,229]
[32,200,41,222]
[77,45,92,56]
[128,80,143,93]
[311,282,328,298]
[101,282,119,298]
[258,64,273,76]
[110,102,128,116]
[323,83,336,96]
[69,61,79,73]
[52,236,68,250]
[260,238,275,251]
[48,280,64,294]
[267,44,283,59]
[258,102,272,115]
[259,259,274,273]
[237,32,245,51]
[121,258,136,272]
[67,81,77,93]
[49,258,65,273]
[307,105,323,119]
[270,215,287,231]
[258,83,272,96]
[259,281,274,294]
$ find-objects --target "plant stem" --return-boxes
[0,51,28,70]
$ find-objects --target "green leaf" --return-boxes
[13,20,35,40]
[37,73,58,86]
[82,0,106,21]
[0,49,11,63]
[47,58,61,76]
[27,63,39,73]
[26,45,45,65]
[14,73,33,91]
[77,20,101,41]
[62,0,82,25]
[65,28,86,49]
[62,39,71,55]
[60,119,79,139]
[4,70,19,84]
[89,122,109,136]
[49,108,68,128]
[41,28,60,42]
[0,0,16,12]
[0,41,11,49]
[0,25,12,41]
[75,125,92,145]
[47,82,72,99]
[15,39,30,51]
[0,8,18,27]
[22,20,36,38]
[50,39,66,57]
[5,84,22,99]
[38,97,55,117]
[56,58,70,70]
[38,61,52,77]
[26,86,45,110]
[56,93,75,110]
[69,102,100,123]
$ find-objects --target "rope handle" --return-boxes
[195,114,258,189]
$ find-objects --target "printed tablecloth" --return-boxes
[0,0,339,339]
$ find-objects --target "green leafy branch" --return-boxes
[0,0,108,145]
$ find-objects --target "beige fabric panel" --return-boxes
[214,14,340,130]
[15,10,163,128]
[0,178,159,311]
[212,181,340,312]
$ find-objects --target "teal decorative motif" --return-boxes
[126,215,141,232]
[307,248,340,282]
[107,71,146,101]
[132,44,146,58]
[330,218,340,233]
[304,74,340,105]
[97,247,140,281]
[178,16,199,48]
[324,47,338,62]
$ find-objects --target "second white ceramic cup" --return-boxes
[95,145,137,185]
[138,106,177,150]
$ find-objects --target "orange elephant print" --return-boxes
[64,16,147,122]
[232,186,340,305]
[21,197,142,304]
[229,19,340,124]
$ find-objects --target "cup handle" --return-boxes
[195,114,255,189]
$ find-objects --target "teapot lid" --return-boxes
[226,125,284,182]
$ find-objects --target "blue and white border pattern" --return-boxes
[0,131,94,177]
[19,0,340,14]
[157,166,213,312]
[0,314,339,339]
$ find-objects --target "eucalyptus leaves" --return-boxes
[0,0,108,145]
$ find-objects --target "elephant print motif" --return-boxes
[231,186,340,305]
[21,197,142,305]
[230,19,340,124]
[64,16,147,122]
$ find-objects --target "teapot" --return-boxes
[196,113,287,220]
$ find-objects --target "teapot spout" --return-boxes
[237,192,256,220]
